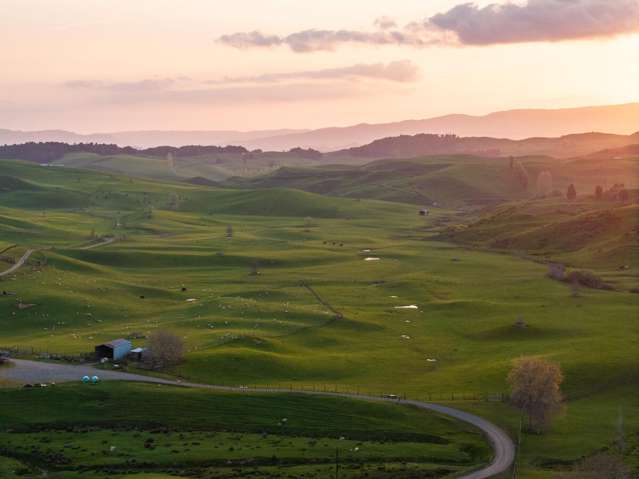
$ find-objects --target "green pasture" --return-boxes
[0,383,489,478]
[0,158,637,478]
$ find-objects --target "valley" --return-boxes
[0,150,637,477]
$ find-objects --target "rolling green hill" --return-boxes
[229,156,527,207]
[0,159,405,221]
[441,197,639,288]
[52,150,366,183]
[0,142,349,183]
[0,157,637,478]
[230,154,639,208]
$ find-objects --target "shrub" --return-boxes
[144,331,185,370]
[564,270,613,291]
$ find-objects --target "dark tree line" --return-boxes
[0,142,323,164]
[143,144,248,157]
[0,142,250,163]
[345,133,465,158]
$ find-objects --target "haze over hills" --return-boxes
[248,103,639,151]
[0,128,307,150]
[2,103,638,151]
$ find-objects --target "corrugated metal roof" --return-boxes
[100,339,130,348]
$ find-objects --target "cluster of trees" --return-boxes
[595,184,630,202]
[287,147,323,160]
[0,142,325,164]
[527,168,634,203]
[345,133,468,158]
[143,145,247,157]
[0,142,136,163]
[564,183,631,202]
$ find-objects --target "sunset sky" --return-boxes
[3,0,639,132]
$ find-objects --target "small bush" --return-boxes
[563,270,613,291]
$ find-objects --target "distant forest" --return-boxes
[0,142,323,163]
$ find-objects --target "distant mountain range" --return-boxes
[248,103,639,152]
[2,103,638,151]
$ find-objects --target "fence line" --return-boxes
[237,384,508,403]
[300,281,343,319]
[0,345,88,362]
[1,345,509,403]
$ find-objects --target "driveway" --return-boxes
[1,359,515,479]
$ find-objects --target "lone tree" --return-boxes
[595,185,603,200]
[226,224,233,238]
[566,184,577,200]
[508,357,563,432]
[145,330,185,370]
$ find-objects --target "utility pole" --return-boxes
[512,414,523,478]
[616,406,626,453]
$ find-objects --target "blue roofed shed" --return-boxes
[95,339,132,361]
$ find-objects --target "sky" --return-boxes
[2,0,639,132]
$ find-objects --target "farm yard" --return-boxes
[0,158,637,478]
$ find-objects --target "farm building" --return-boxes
[95,339,132,361]
[419,209,429,216]
[128,347,146,361]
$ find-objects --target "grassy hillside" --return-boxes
[231,154,638,208]
[441,197,639,288]
[230,156,526,207]
[6,143,636,211]
[0,159,402,222]
[0,158,637,478]
[52,150,371,183]
[0,143,363,183]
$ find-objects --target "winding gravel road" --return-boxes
[1,359,515,478]
[80,237,116,250]
[0,249,34,278]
